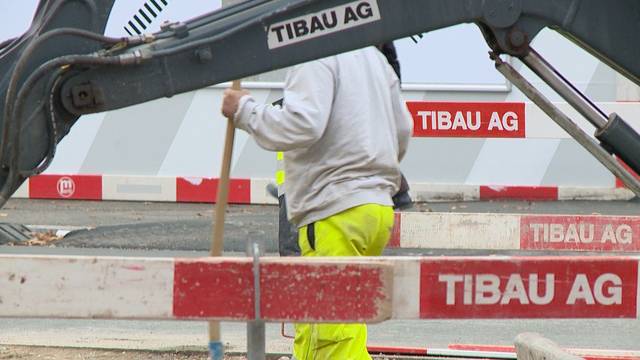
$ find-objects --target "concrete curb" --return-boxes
[514,333,582,360]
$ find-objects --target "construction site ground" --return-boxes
[0,198,639,357]
[0,345,223,360]
[0,345,426,360]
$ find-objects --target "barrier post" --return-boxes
[247,240,265,359]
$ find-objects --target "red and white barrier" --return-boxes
[448,344,640,360]
[1,255,639,320]
[0,255,392,322]
[12,175,635,204]
[389,212,640,252]
[368,345,517,358]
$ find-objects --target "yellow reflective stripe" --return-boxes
[276,152,285,186]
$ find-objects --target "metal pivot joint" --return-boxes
[492,53,640,198]
[2,0,640,203]
[519,48,640,185]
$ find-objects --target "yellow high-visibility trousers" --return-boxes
[293,203,394,360]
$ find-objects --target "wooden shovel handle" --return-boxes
[209,79,242,350]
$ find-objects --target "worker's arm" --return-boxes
[228,61,334,152]
[391,79,412,162]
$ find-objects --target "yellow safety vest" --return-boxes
[276,151,285,194]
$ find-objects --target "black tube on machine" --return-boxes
[596,113,640,176]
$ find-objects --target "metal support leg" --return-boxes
[247,241,266,360]
[521,48,609,129]
[519,48,640,186]
[492,53,640,197]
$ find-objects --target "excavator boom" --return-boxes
[0,0,639,205]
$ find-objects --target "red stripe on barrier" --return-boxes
[173,259,391,321]
[368,345,428,355]
[420,257,638,319]
[29,174,102,200]
[449,344,514,353]
[449,344,640,360]
[173,260,253,320]
[388,213,401,248]
[260,262,389,321]
[520,215,640,252]
[582,355,640,360]
[480,185,558,201]
[616,159,640,189]
[176,177,251,204]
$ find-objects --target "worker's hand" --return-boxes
[221,88,250,119]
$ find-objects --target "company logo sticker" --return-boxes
[420,258,638,318]
[56,177,76,198]
[407,101,526,138]
[267,0,381,49]
[521,215,640,252]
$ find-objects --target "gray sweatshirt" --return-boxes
[234,47,412,227]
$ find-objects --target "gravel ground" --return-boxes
[0,345,232,359]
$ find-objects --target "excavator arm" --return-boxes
[1,0,639,206]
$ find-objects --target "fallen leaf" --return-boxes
[13,231,63,247]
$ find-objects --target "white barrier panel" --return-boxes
[0,255,393,322]
[0,255,638,320]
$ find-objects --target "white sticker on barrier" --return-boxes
[103,175,176,202]
[409,183,480,203]
[12,179,29,199]
[391,258,421,319]
[250,178,278,205]
[400,212,520,250]
[0,255,174,319]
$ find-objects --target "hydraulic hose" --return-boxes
[1,28,129,167]
[0,52,143,206]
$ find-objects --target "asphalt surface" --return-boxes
[0,198,639,354]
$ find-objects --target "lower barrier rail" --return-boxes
[449,344,640,360]
[1,254,639,320]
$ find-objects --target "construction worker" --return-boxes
[221,46,412,359]
[268,42,412,258]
